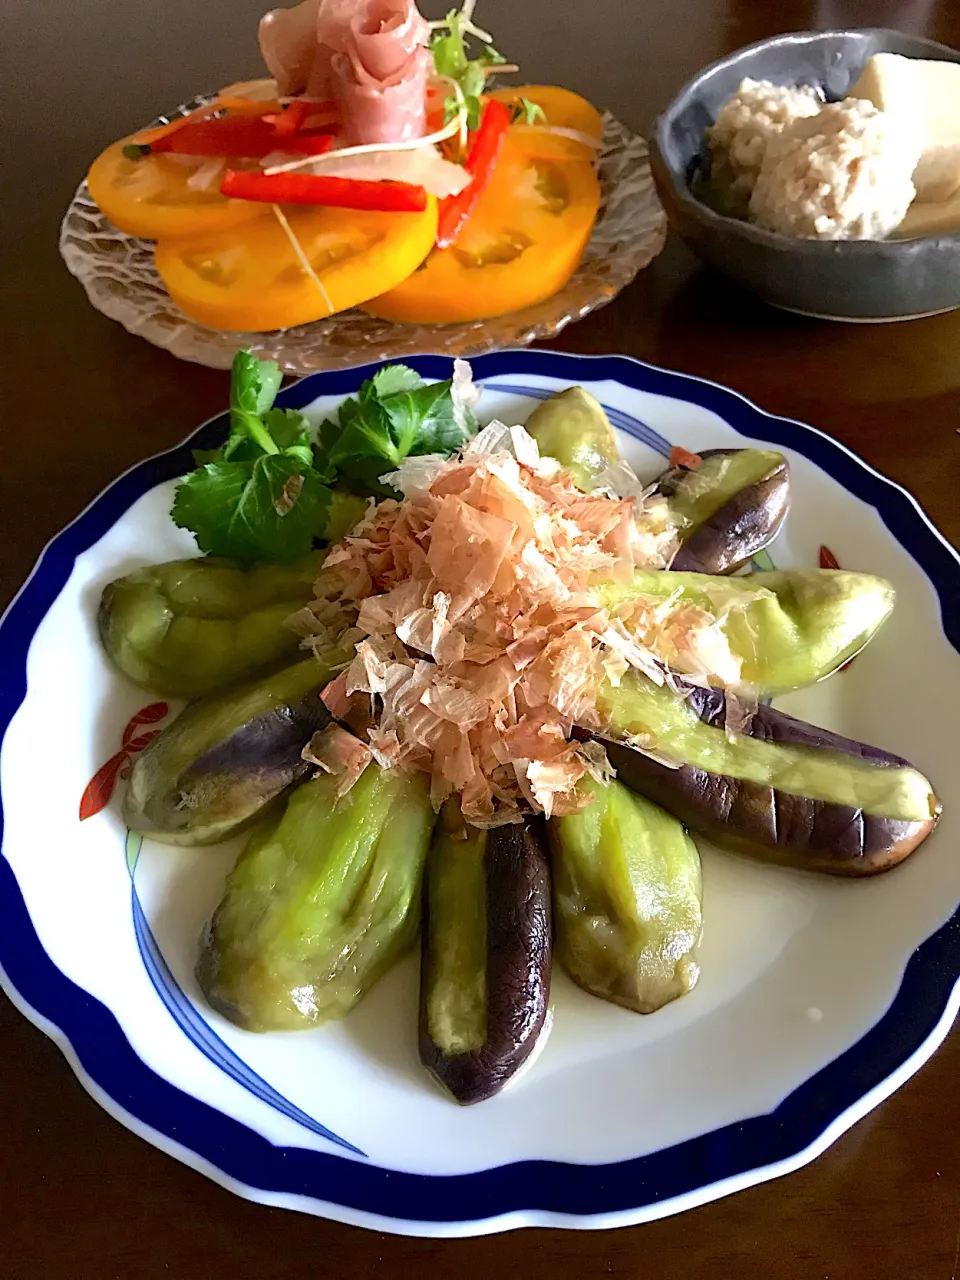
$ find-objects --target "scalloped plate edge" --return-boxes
[1,349,958,1235]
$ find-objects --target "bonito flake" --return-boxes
[298,425,735,825]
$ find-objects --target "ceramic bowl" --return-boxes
[650,29,960,321]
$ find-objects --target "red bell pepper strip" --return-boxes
[436,98,512,248]
[149,117,336,158]
[302,109,339,132]
[267,99,313,137]
[131,102,220,147]
[220,169,428,212]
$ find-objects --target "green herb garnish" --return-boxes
[172,352,478,561]
[122,143,152,161]
[172,351,333,562]
[318,363,478,497]
[430,4,516,146]
[512,98,547,126]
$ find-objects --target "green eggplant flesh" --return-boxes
[321,490,369,543]
[420,814,552,1104]
[593,568,895,695]
[549,779,702,1013]
[422,819,488,1058]
[523,387,620,491]
[124,655,347,845]
[659,448,789,574]
[597,670,940,874]
[198,764,435,1031]
[99,553,323,698]
[597,671,934,820]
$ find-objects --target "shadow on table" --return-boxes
[651,260,960,407]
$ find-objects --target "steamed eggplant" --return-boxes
[322,489,370,543]
[523,389,788,578]
[596,568,895,695]
[550,780,702,1013]
[655,448,789,574]
[420,812,552,1105]
[99,553,323,698]
[524,387,620,491]
[198,764,435,1031]
[124,654,347,845]
[597,671,940,875]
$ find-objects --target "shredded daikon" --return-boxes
[436,74,469,150]
[265,144,471,197]
[270,205,333,316]
[428,0,492,42]
[520,124,603,150]
[186,158,226,191]
[264,115,462,176]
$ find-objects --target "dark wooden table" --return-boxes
[4,0,959,1275]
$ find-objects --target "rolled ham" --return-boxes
[258,0,430,143]
[259,0,326,97]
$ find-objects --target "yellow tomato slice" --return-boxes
[155,197,438,332]
[363,140,600,324]
[87,141,269,240]
[489,84,604,160]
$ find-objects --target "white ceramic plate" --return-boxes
[1,351,957,1236]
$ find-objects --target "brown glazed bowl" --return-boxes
[650,28,960,321]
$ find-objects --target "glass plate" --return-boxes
[59,96,666,373]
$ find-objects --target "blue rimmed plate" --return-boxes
[1,351,957,1236]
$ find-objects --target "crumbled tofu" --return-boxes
[708,77,822,197]
[748,98,920,240]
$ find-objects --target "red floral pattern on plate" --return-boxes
[79,702,168,821]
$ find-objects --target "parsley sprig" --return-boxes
[317,363,477,497]
[172,352,331,562]
[172,351,478,562]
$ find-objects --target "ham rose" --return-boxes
[258,0,430,143]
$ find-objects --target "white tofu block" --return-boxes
[892,187,960,238]
[850,52,960,202]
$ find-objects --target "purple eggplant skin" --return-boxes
[419,818,552,1106]
[123,659,336,845]
[599,683,940,876]
[660,448,790,575]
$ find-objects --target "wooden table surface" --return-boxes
[4,0,960,1275]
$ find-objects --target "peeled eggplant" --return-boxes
[597,671,941,875]
[198,763,435,1031]
[124,654,347,845]
[524,387,620,491]
[595,568,895,695]
[321,490,369,543]
[655,448,789,575]
[420,812,552,1105]
[99,553,323,698]
[549,780,702,1012]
